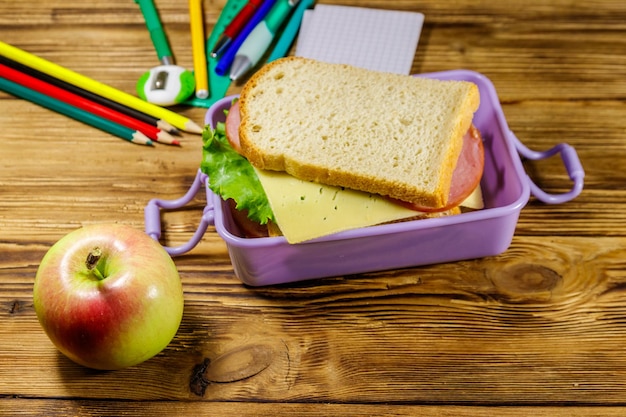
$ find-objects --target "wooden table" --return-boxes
[1,0,625,415]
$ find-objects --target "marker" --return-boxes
[214,0,277,77]
[229,0,300,81]
[134,0,174,65]
[266,0,314,63]
[210,0,265,58]
[189,0,209,98]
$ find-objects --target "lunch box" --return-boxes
[144,69,584,286]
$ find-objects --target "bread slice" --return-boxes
[238,57,480,208]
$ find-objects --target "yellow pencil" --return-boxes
[189,0,209,99]
[0,41,202,134]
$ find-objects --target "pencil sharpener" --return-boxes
[137,65,195,106]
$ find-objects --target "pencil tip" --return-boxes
[185,120,204,134]
[157,131,182,145]
[157,120,180,135]
[133,132,155,146]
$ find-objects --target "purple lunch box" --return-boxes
[144,69,584,286]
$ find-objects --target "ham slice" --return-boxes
[225,101,242,151]
[393,125,484,212]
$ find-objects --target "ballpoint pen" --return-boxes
[229,0,300,81]
[266,0,314,63]
[214,0,277,77]
[210,0,265,58]
[134,0,174,65]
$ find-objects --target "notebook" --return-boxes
[295,5,424,75]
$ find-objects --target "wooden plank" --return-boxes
[3,237,626,404]
[3,399,626,417]
[1,0,625,414]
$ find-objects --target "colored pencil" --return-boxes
[0,77,154,146]
[0,55,179,135]
[189,0,209,99]
[0,63,179,146]
[0,41,202,134]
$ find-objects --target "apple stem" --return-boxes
[85,247,106,281]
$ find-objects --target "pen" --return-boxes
[229,0,300,81]
[134,0,174,65]
[210,0,265,58]
[189,0,209,98]
[266,0,314,63]
[214,0,277,77]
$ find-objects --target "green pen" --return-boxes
[135,0,174,65]
[267,0,314,63]
[230,0,301,81]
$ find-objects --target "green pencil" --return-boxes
[0,76,154,146]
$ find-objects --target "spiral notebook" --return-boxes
[295,5,424,75]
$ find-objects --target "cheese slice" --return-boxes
[461,184,484,210]
[254,168,423,243]
[254,169,484,244]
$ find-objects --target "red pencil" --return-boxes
[0,63,180,146]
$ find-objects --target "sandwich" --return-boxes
[201,57,484,243]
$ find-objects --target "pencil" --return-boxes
[0,41,202,134]
[0,63,180,146]
[0,54,180,135]
[0,77,154,146]
[189,0,209,99]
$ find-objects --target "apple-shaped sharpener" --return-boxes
[137,64,195,106]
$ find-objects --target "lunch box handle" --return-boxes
[510,131,585,204]
[144,169,214,256]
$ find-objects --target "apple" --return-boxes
[33,223,184,370]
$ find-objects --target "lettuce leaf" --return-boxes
[200,121,275,225]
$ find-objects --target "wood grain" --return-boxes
[1,0,626,415]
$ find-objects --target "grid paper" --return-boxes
[295,5,424,75]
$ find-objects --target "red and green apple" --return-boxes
[33,223,184,370]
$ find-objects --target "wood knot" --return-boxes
[489,263,562,303]
[189,344,274,396]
